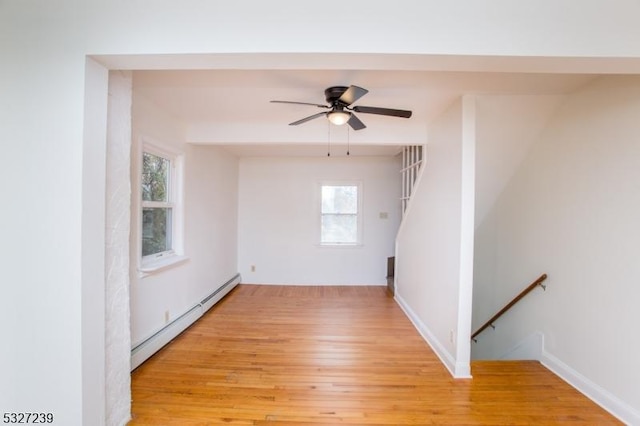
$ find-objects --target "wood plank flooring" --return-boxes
[129,284,619,425]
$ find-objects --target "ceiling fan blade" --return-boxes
[352,105,412,118]
[271,100,329,109]
[338,85,369,105]
[289,111,327,126]
[347,113,366,131]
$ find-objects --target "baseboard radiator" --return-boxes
[130,273,241,370]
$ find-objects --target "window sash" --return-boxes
[320,213,358,244]
[321,185,358,214]
[142,151,171,203]
[142,207,173,257]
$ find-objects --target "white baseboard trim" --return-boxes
[454,361,472,378]
[201,273,242,313]
[395,293,468,378]
[131,304,202,370]
[480,331,638,424]
[131,273,241,370]
[541,348,639,425]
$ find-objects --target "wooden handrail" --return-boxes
[471,273,547,341]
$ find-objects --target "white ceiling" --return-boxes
[132,68,596,157]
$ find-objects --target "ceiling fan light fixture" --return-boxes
[327,110,351,126]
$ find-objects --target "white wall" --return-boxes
[395,98,474,377]
[238,155,401,285]
[3,1,640,424]
[129,93,239,347]
[474,94,568,225]
[471,94,568,346]
[472,76,640,423]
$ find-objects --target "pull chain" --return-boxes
[327,120,331,157]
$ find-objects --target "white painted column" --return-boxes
[105,71,133,425]
[455,95,477,378]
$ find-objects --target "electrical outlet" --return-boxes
[164,310,170,324]
[251,265,256,272]
[449,330,454,343]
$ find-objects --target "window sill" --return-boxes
[138,255,189,278]
[317,243,363,248]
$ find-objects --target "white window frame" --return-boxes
[318,180,363,247]
[137,138,186,275]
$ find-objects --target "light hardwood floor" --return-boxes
[129,284,620,425]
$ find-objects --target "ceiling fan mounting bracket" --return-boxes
[324,86,350,105]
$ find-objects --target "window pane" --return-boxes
[321,214,357,244]
[142,152,169,202]
[142,207,173,256]
[321,185,357,214]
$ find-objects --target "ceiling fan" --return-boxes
[271,85,412,131]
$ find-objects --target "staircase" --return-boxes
[389,145,425,295]
[400,145,424,215]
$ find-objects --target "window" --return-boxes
[141,151,173,258]
[320,182,362,245]
[138,143,184,272]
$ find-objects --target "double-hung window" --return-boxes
[320,182,362,245]
[141,148,178,263]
